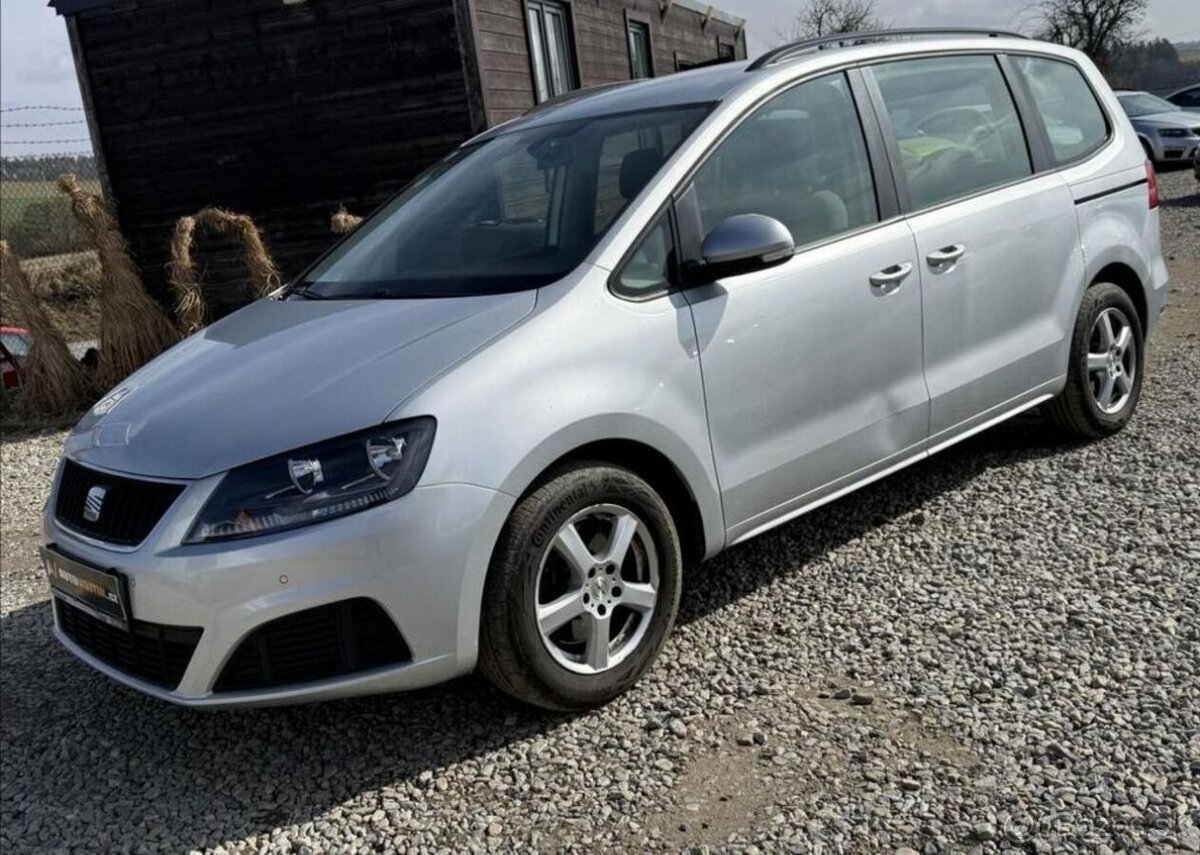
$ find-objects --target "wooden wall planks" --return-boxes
[62,0,746,304]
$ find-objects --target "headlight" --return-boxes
[185,417,435,543]
[1157,128,1188,137]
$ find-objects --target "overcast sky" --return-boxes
[3,0,1198,154]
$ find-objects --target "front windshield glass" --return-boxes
[0,332,28,358]
[299,104,711,298]
[1118,93,1176,117]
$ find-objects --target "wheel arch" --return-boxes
[533,438,711,567]
[1093,261,1148,333]
[493,417,726,565]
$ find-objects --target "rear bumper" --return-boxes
[44,478,514,708]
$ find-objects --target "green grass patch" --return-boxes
[0,179,100,259]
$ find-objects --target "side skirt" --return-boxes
[727,380,1061,548]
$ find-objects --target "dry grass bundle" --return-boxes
[168,207,280,334]
[331,206,363,235]
[0,241,92,417]
[58,173,178,390]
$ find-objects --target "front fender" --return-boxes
[387,266,728,664]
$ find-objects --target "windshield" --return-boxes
[298,104,711,299]
[1118,92,1177,117]
[0,332,29,358]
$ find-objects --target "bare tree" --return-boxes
[1036,0,1148,70]
[779,0,880,43]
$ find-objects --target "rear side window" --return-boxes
[1013,56,1109,165]
[871,55,1032,210]
[690,72,879,249]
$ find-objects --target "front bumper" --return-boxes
[43,468,514,708]
[1145,133,1199,163]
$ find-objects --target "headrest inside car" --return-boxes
[620,148,665,200]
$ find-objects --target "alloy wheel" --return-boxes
[533,503,659,675]
[1086,307,1137,415]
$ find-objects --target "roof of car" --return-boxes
[475,32,1059,142]
[473,61,754,141]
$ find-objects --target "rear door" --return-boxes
[865,54,1083,445]
[679,71,929,541]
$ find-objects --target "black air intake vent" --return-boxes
[55,598,202,690]
[214,598,411,693]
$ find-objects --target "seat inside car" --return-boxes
[619,147,666,202]
[692,79,879,248]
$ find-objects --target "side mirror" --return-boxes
[688,214,794,284]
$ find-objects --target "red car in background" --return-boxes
[1,326,30,389]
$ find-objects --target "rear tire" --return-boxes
[1044,282,1144,439]
[479,462,682,711]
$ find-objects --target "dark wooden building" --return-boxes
[52,0,747,302]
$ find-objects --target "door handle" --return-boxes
[869,262,913,295]
[926,244,966,269]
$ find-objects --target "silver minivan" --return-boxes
[43,31,1167,710]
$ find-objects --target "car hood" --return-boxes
[1130,110,1199,127]
[64,293,536,479]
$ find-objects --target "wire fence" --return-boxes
[0,152,100,263]
[1,105,98,264]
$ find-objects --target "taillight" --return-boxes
[1146,160,1159,209]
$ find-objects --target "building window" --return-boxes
[527,0,578,103]
[627,20,653,79]
[717,40,735,62]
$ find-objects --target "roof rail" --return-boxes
[747,28,1028,71]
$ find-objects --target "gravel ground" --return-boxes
[2,170,1198,854]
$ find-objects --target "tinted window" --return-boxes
[614,213,674,297]
[300,106,709,298]
[1014,56,1109,165]
[594,123,685,234]
[872,55,1032,210]
[690,72,879,249]
[1170,86,1200,108]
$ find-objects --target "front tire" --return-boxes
[1045,282,1144,438]
[479,463,682,711]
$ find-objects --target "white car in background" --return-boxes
[1116,90,1200,165]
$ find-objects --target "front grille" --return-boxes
[55,598,202,690]
[55,460,184,546]
[214,598,411,692]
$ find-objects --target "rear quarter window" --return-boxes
[1013,56,1110,166]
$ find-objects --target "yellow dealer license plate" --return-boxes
[41,546,129,630]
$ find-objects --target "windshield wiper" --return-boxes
[287,285,331,300]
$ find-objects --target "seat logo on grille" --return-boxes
[83,485,108,523]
